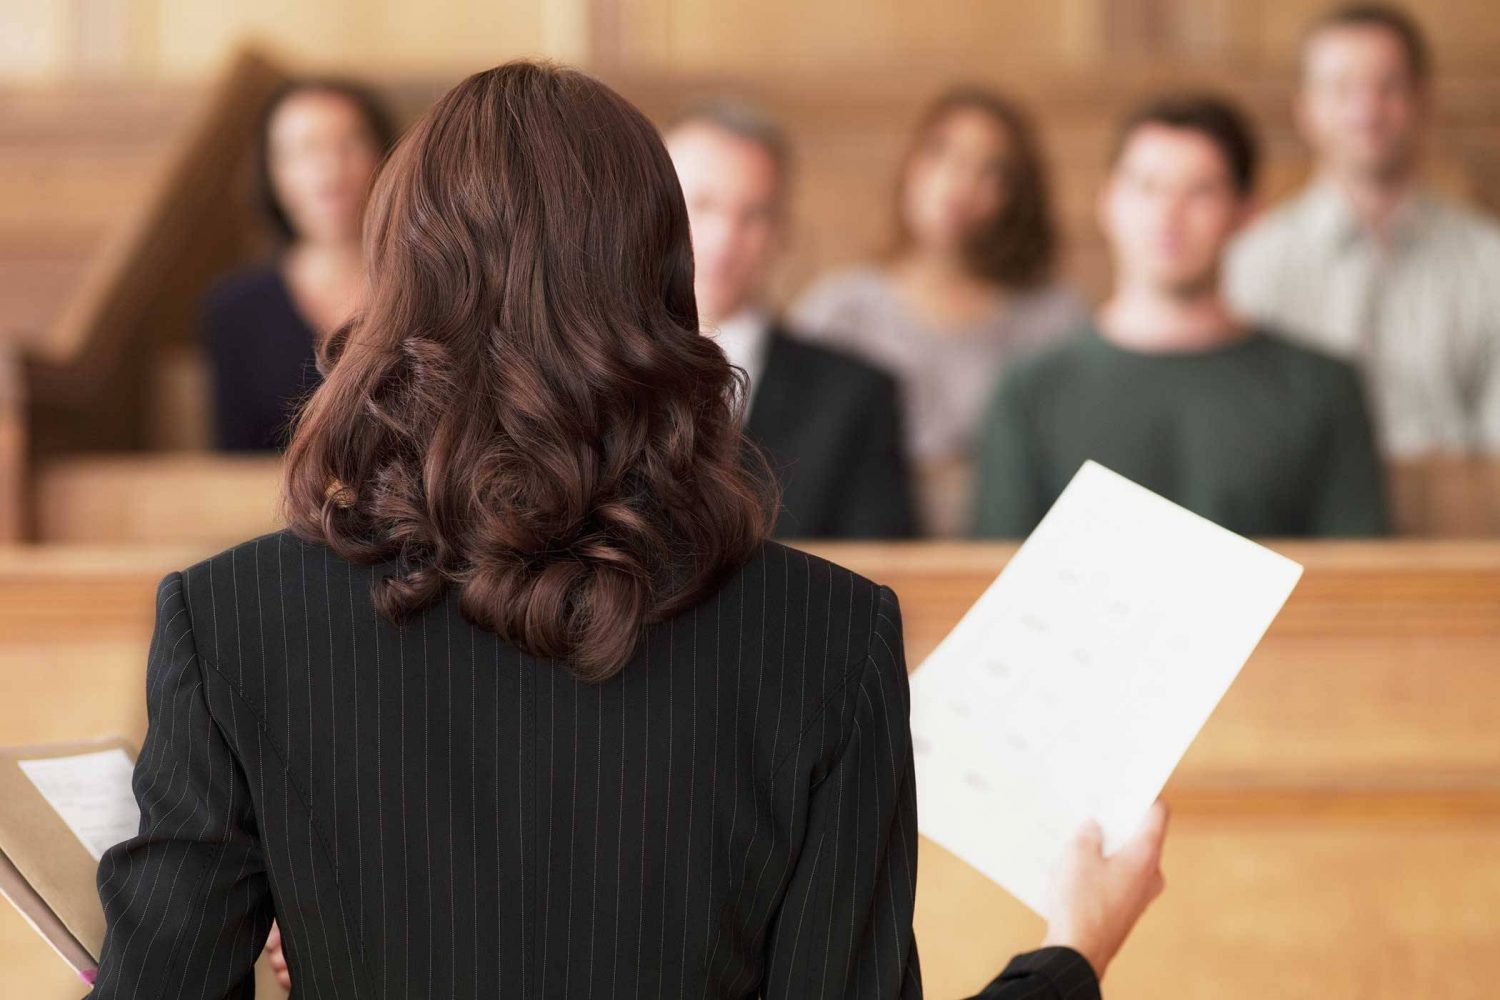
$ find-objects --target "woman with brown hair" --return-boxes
[203,78,396,452]
[792,88,1089,537]
[85,63,1164,999]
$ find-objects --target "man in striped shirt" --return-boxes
[1227,3,1500,456]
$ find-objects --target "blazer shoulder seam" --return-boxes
[193,647,372,970]
[763,579,884,787]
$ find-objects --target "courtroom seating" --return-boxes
[8,50,1500,546]
[33,453,283,545]
[0,49,289,541]
[0,84,196,348]
[24,451,1500,544]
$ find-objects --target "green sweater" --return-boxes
[973,327,1389,538]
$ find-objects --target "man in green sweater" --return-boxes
[974,93,1388,538]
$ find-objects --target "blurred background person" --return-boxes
[1228,3,1500,456]
[202,78,395,451]
[665,101,916,538]
[791,87,1088,537]
[975,94,1388,538]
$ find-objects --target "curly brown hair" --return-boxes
[282,62,774,681]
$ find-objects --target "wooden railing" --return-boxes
[2,540,1498,998]
[27,47,287,376]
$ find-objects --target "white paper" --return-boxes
[910,461,1302,915]
[18,749,140,862]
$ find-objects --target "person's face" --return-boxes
[900,107,1011,255]
[267,90,383,245]
[666,123,784,326]
[1100,124,1249,297]
[1297,25,1425,182]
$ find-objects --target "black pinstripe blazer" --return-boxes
[85,529,1098,999]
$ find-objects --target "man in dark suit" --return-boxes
[666,102,917,538]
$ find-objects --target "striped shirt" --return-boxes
[1227,181,1500,456]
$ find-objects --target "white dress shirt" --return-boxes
[705,307,773,419]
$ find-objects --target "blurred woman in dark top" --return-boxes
[202,78,396,451]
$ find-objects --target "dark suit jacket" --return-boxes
[746,328,916,539]
[86,530,1097,999]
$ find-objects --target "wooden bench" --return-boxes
[32,453,284,545]
[26,452,1500,545]
[0,84,195,349]
[2,541,1498,997]
[0,49,290,539]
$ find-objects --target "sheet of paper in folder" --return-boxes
[0,738,139,978]
[909,460,1303,915]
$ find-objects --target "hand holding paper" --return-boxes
[1041,802,1169,978]
[910,461,1302,915]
